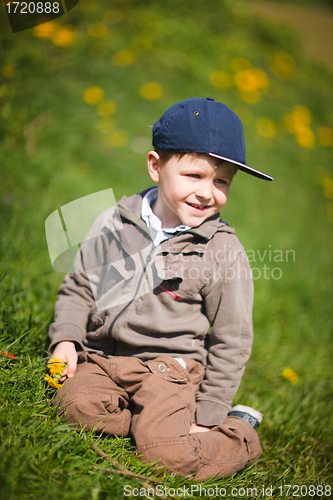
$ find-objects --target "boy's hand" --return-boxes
[190,423,211,434]
[48,341,78,382]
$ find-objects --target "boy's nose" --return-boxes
[196,182,213,202]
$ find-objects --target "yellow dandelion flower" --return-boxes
[327,202,333,223]
[83,86,105,105]
[256,117,277,138]
[98,100,116,117]
[295,126,315,149]
[284,106,312,135]
[52,25,76,47]
[44,374,63,389]
[323,178,333,199]
[230,57,251,72]
[282,368,299,384]
[2,63,15,79]
[112,50,135,67]
[88,23,109,38]
[109,130,129,147]
[140,82,164,101]
[270,51,295,79]
[48,357,65,376]
[293,105,311,126]
[210,70,232,89]
[96,117,115,134]
[33,21,58,39]
[235,68,269,93]
[318,126,333,147]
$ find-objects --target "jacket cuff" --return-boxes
[195,399,231,426]
[48,323,85,353]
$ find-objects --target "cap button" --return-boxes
[206,97,215,101]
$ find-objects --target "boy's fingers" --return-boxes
[66,355,78,379]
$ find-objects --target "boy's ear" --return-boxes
[147,151,161,183]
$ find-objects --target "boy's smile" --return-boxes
[147,152,236,228]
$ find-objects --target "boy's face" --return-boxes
[147,152,236,228]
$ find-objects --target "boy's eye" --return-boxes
[187,174,201,179]
[215,178,227,185]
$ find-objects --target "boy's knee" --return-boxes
[53,387,131,436]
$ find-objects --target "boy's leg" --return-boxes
[53,352,131,436]
[187,417,262,480]
[114,355,262,479]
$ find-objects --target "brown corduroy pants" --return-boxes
[54,352,262,480]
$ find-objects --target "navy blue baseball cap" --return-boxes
[152,97,273,181]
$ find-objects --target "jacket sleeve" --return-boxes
[195,243,254,426]
[48,210,112,353]
[48,248,96,353]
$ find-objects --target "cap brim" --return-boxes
[209,153,274,181]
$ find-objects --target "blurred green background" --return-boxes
[1,0,332,498]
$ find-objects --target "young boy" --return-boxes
[48,97,273,480]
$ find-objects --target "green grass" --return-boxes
[1,0,333,498]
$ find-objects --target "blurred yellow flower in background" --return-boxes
[112,50,135,67]
[98,100,117,117]
[83,86,105,105]
[284,105,311,133]
[109,130,129,147]
[318,126,333,147]
[33,21,58,39]
[2,64,15,78]
[270,51,295,79]
[210,70,232,89]
[284,106,315,149]
[88,23,109,38]
[140,82,164,100]
[256,117,277,138]
[52,25,76,47]
[234,68,269,104]
[295,127,315,149]
[282,368,299,384]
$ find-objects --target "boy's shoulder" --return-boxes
[116,188,151,220]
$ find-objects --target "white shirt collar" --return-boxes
[141,188,191,245]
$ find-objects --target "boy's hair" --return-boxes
[155,150,238,177]
[155,150,201,166]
